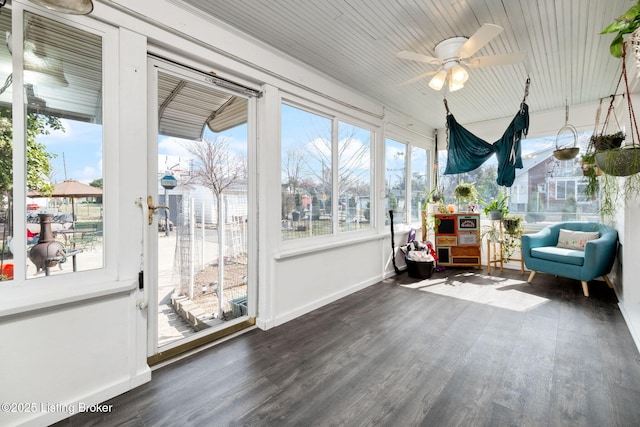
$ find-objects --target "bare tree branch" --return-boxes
[183,136,246,197]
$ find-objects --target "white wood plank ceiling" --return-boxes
[178,0,636,129]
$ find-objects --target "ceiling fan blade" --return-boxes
[399,70,438,86]
[396,50,441,65]
[457,23,503,59]
[464,51,526,68]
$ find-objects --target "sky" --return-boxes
[36,119,250,185]
[37,118,103,184]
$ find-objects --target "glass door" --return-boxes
[146,57,256,364]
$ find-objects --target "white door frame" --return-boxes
[146,56,259,360]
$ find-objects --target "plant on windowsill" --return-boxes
[478,192,509,220]
[423,187,445,214]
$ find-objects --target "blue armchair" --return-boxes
[521,222,618,297]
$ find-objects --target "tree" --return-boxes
[185,136,246,200]
[89,178,103,188]
[0,110,61,197]
[282,147,308,218]
[184,136,246,318]
[0,110,61,241]
[305,125,369,206]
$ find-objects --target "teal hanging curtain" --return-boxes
[444,103,529,187]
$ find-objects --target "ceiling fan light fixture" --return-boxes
[450,64,469,84]
[428,69,447,91]
[29,0,94,15]
[448,78,464,92]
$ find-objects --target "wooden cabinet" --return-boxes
[433,213,481,268]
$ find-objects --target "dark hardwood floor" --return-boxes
[56,268,640,426]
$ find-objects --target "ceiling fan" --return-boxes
[397,23,526,92]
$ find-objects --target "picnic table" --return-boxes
[54,228,98,250]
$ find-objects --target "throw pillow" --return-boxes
[557,229,599,251]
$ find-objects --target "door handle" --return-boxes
[147,196,170,225]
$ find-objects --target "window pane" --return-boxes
[281,104,332,240]
[411,146,429,223]
[338,121,371,232]
[385,138,407,225]
[24,13,103,277]
[0,9,12,281]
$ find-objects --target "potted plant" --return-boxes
[578,30,640,215]
[479,193,509,220]
[592,131,625,152]
[502,216,522,236]
[581,152,600,200]
[600,0,640,58]
[453,182,478,211]
[501,231,521,262]
[424,187,444,214]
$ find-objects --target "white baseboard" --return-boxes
[619,302,640,354]
[270,276,381,328]
[18,370,151,427]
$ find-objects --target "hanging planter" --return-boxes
[554,147,579,160]
[593,130,625,151]
[595,146,640,176]
[553,103,580,160]
[582,39,640,215]
[593,44,640,179]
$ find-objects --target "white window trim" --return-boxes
[384,131,433,230]
[0,4,120,315]
[277,94,381,257]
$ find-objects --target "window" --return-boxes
[0,9,13,280]
[338,121,372,232]
[281,103,332,240]
[0,9,105,282]
[410,146,429,224]
[23,12,104,278]
[281,103,375,240]
[438,130,599,226]
[385,138,406,225]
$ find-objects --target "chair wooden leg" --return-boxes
[581,281,590,297]
[603,275,614,289]
[527,270,536,283]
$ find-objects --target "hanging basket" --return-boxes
[553,115,579,161]
[595,147,640,176]
[593,131,625,152]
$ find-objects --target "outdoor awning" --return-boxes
[157,71,250,140]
